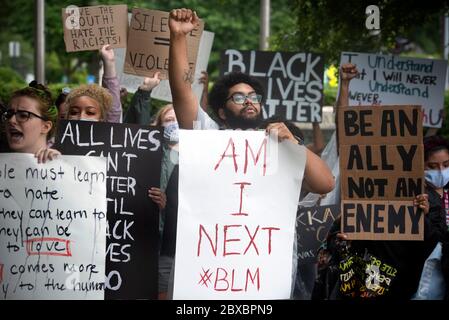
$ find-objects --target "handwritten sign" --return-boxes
[173,130,306,299]
[220,50,324,122]
[62,5,128,52]
[124,8,204,79]
[340,52,447,128]
[338,105,424,240]
[0,153,107,299]
[116,30,214,102]
[54,120,162,299]
[296,205,338,264]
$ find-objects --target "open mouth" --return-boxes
[7,127,24,143]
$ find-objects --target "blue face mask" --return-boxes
[163,122,179,144]
[425,167,449,188]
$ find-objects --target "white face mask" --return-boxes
[425,167,449,188]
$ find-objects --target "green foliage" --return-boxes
[271,0,449,65]
[0,67,26,104]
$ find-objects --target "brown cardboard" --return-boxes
[62,5,128,52]
[124,8,204,79]
[337,105,422,145]
[340,200,424,240]
[338,105,424,240]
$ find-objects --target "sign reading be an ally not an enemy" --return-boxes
[340,52,447,128]
[220,50,324,123]
[338,105,424,240]
[62,5,128,52]
[173,130,306,299]
[0,154,107,299]
[124,8,204,79]
[54,120,162,300]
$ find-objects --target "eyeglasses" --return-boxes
[226,93,262,105]
[2,109,47,123]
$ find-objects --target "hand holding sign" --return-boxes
[169,9,200,35]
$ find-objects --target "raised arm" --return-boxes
[100,45,122,123]
[168,8,200,129]
[124,73,161,125]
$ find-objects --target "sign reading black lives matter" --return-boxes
[296,205,338,264]
[62,5,128,52]
[340,52,447,128]
[338,105,424,240]
[220,50,324,122]
[54,120,163,299]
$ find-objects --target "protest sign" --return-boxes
[340,52,447,128]
[338,105,424,240]
[150,31,215,102]
[173,130,306,299]
[62,5,128,52]
[296,205,338,264]
[0,154,107,299]
[124,8,204,79]
[54,120,162,299]
[220,50,324,122]
[116,30,214,104]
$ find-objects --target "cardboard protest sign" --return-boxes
[0,154,107,299]
[338,105,424,240]
[296,205,338,264]
[124,8,204,79]
[151,31,215,102]
[62,5,128,52]
[117,29,214,104]
[173,130,306,299]
[54,120,162,299]
[220,50,324,122]
[340,52,447,128]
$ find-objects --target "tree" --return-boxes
[270,0,449,64]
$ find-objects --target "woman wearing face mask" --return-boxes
[3,81,60,163]
[423,135,449,300]
[424,135,449,226]
[149,104,180,300]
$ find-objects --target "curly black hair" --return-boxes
[208,72,265,116]
[424,135,449,161]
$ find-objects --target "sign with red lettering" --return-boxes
[340,52,447,128]
[173,130,306,299]
[0,153,107,299]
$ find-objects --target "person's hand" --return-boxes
[414,193,429,215]
[266,122,296,143]
[340,63,358,82]
[140,72,161,91]
[35,147,61,164]
[169,8,200,36]
[148,187,166,210]
[100,44,115,63]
